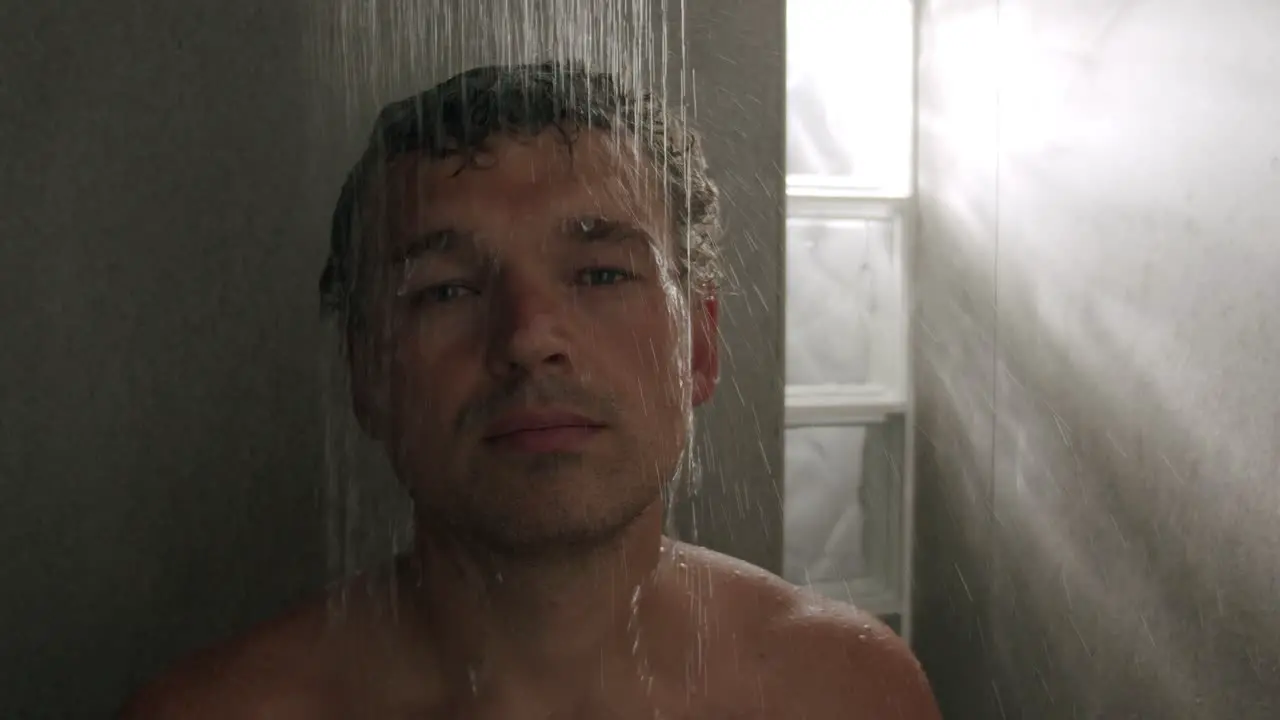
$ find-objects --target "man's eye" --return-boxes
[578,268,633,286]
[414,283,477,304]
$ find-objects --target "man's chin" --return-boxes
[450,494,659,558]
[500,450,591,477]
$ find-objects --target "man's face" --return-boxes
[352,129,719,552]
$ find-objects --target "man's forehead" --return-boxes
[380,130,666,218]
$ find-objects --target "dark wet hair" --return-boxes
[318,60,723,329]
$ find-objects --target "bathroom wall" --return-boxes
[913,0,1280,716]
[0,1,784,716]
[1,4,326,716]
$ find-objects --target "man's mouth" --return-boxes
[482,410,606,453]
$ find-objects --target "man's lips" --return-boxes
[482,409,607,445]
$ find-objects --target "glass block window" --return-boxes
[783,0,916,637]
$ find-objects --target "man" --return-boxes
[122,62,940,719]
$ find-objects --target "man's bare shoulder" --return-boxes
[118,601,340,720]
[760,592,942,719]
[671,542,941,719]
[121,567,449,720]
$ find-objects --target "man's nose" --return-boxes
[485,273,573,375]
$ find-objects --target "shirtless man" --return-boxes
[121,62,940,719]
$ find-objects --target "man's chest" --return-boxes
[343,673,777,720]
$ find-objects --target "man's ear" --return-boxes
[690,292,720,407]
[347,325,388,441]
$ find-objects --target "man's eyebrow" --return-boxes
[567,217,653,243]
[392,229,476,264]
[390,219,655,265]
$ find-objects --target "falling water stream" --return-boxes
[309,1,739,711]
[310,0,716,585]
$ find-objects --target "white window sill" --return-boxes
[787,177,911,220]
[785,383,906,427]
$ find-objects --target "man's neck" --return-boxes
[402,503,676,703]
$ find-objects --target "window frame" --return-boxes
[783,182,916,638]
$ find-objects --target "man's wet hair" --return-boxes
[319,60,723,330]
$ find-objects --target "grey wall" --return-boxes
[0,1,784,716]
[913,0,1280,717]
[671,1,785,576]
[2,4,327,716]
